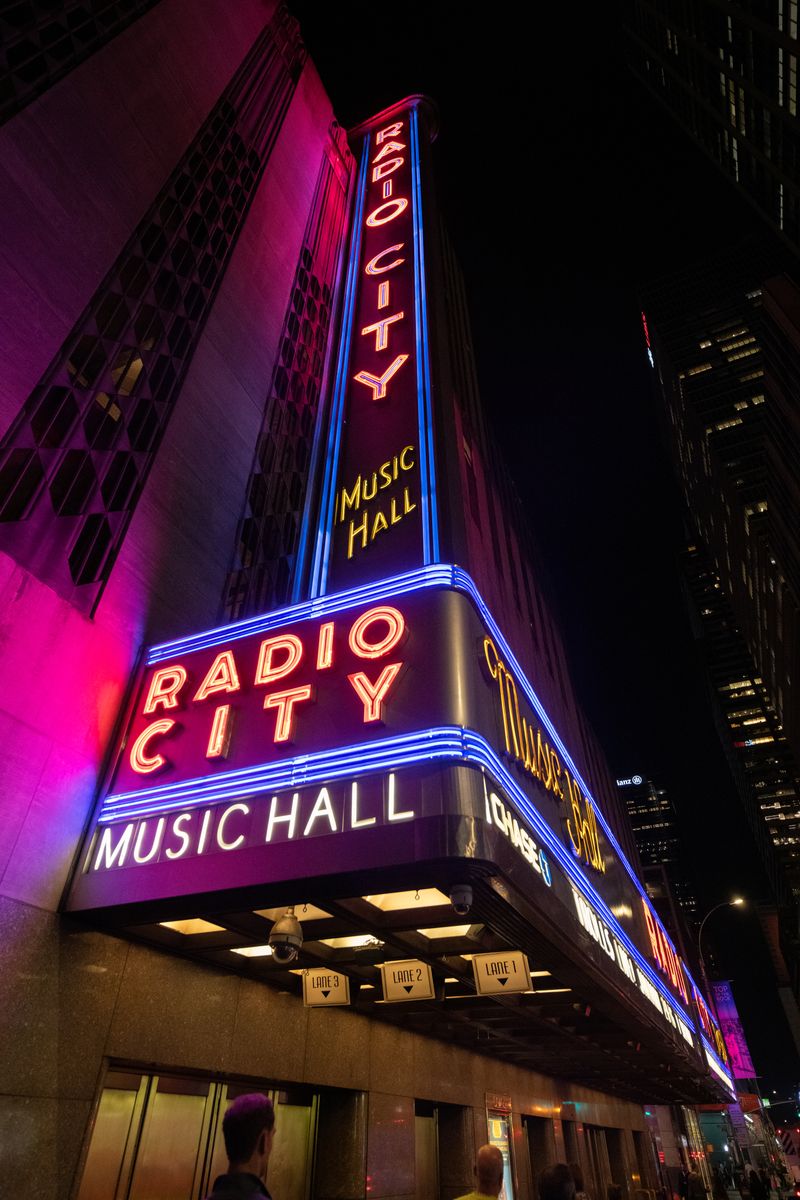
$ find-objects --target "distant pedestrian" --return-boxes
[607,1184,623,1200]
[540,1164,578,1200]
[203,1093,276,1199]
[712,1164,728,1200]
[570,1161,592,1200]
[688,1169,708,1200]
[747,1167,767,1200]
[456,1143,504,1199]
[759,1168,772,1198]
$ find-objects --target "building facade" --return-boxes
[640,245,800,1041]
[0,5,734,1199]
[616,774,698,921]
[627,0,800,257]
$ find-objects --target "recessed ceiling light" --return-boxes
[231,945,273,958]
[362,888,451,910]
[533,987,571,994]
[530,970,551,977]
[159,919,225,935]
[255,905,332,921]
[318,934,383,949]
[417,924,473,938]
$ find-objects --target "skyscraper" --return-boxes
[0,4,734,1197]
[641,243,800,1028]
[628,0,800,258]
[616,775,698,921]
[629,0,800,1043]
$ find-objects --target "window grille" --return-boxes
[0,5,306,613]
[223,126,352,620]
[1,0,161,127]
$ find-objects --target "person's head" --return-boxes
[608,1184,623,1200]
[475,1144,504,1197]
[540,1163,578,1200]
[222,1093,275,1176]
[570,1163,585,1192]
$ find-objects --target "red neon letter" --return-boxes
[376,120,403,144]
[316,622,334,670]
[372,140,406,163]
[130,719,175,774]
[372,157,404,182]
[361,311,404,351]
[348,663,402,723]
[349,605,406,658]
[206,704,233,759]
[366,198,408,227]
[353,354,408,401]
[642,900,661,964]
[193,650,240,702]
[365,244,405,275]
[143,666,187,714]
[255,634,303,687]
[264,685,313,742]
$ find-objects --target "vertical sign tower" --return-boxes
[311,97,440,595]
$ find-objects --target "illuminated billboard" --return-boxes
[712,980,757,1079]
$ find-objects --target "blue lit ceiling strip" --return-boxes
[309,134,371,599]
[410,105,440,564]
[97,721,696,1040]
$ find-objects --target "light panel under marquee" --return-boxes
[67,562,731,1088]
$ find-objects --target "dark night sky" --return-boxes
[289,2,800,1094]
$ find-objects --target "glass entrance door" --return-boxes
[488,1110,516,1200]
[77,1070,317,1200]
[415,1109,438,1199]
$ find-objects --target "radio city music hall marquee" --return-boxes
[67,566,731,1079]
[65,97,732,1090]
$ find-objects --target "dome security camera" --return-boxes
[449,884,473,917]
[269,907,303,965]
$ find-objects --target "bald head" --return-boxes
[476,1143,504,1196]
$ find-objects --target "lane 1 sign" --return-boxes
[472,950,530,996]
[302,968,351,1007]
[380,959,435,1002]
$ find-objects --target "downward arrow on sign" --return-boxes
[403,985,413,994]
[321,990,330,998]
[497,978,508,986]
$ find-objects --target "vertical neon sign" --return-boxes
[312,97,439,597]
